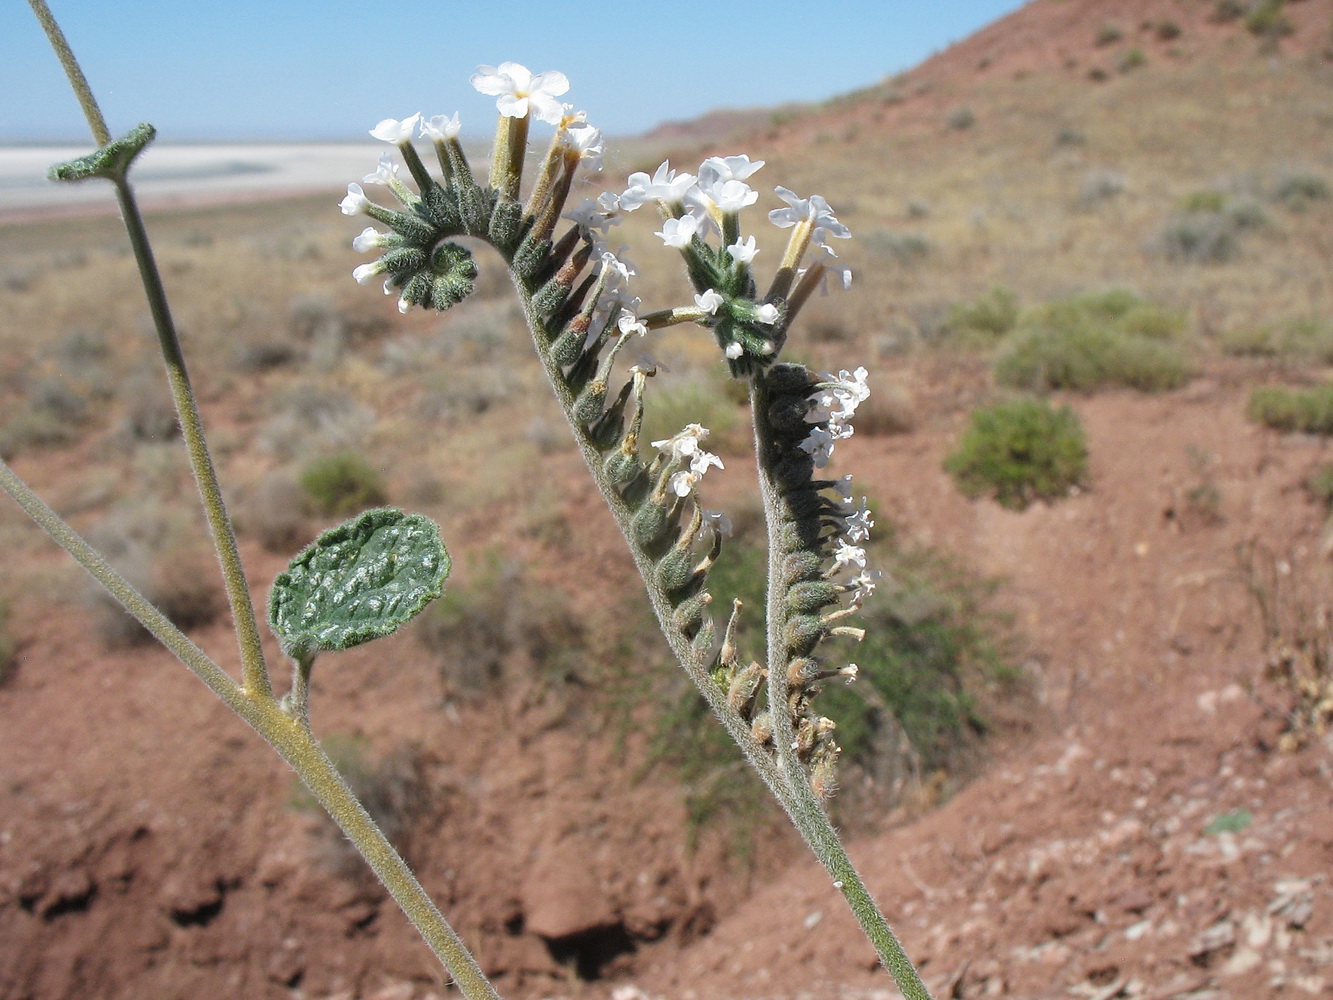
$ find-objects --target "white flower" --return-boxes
[339,182,369,216]
[352,261,382,284]
[370,114,422,144]
[617,308,648,337]
[351,227,384,253]
[840,663,859,684]
[562,121,604,171]
[698,154,765,186]
[705,510,733,537]
[689,448,724,477]
[420,113,462,141]
[670,470,699,497]
[769,186,852,242]
[831,538,868,572]
[725,342,744,359]
[695,289,724,315]
[755,303,780,325]
[699,177,758,214]
[598,250,636,295]
[362,153,399,186]
[656,214,701,248]
[848,571,880,601]
[810,367,870,423]
[843,497,874,543]
[727,236,759,264]
[652,423,709,457]
[471,62,569,124]
[799,425,837,468]
[620,161,698,212]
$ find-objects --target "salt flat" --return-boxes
[0,142,380,219]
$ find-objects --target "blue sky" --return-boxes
[4,1,1026,142]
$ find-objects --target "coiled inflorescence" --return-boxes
[341,62,872,799]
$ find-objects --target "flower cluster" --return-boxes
[562,150,851,377]
[339,62,879,800]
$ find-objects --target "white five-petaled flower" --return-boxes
[370,114,422,144]
[362,153,399,186]
[470,62,569,124]
[755,303,780,325]
[843,497,874,543]
[655,214,702,249]
[695,289,725,315]
[831,538,868,572]
[620,161,698,212]
[420,113,462,141]
[727,236,759,264]
[799,425,837,468]
[339,183,370,216]
[769,186,852,243]
[813,367,871,421]
[848,570,880,602]
[698,154,765,186]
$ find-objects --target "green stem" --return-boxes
[750,381,935,1000]
[26,0,109,145]
[0,456,243,707]
[0,457,501,1000]
[110,177,272,699]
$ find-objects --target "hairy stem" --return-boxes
[0,456,502,1000]
[110,177,272,698]
[750,380,935,1000]
[26,0,109,145]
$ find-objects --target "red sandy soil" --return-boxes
[2,358,1331,1000]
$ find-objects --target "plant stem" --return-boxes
[750,380,935,1000]
[0,457,502,1000]
[26,0,109,145]
[109,178,273,698]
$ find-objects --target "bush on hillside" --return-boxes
[945,397,1089,510]
[1247,384,1333,435]
[994,290,1191,393]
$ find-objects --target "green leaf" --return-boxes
[48,123,156,184]
[269,508,450,657]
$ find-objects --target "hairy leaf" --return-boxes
[269,508,450,657]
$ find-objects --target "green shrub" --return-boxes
[1273,171,1331,211]
[418,556,588,694]
[1177,189,1227,214]
[1246,0,1293,39]
[298,452,388,516]
[946,287,1020,345]
[640,373,743,455]
[1095,21,1124,46]
[1247,384,1333,434]
[652,523,1020,836]
[1157,211,1240,263]
[1220,315,1333,364]
[944,397,1089,510]
[946,105,976,130]
[1305,464,1333,507]
[1118,47,1147,72]
[994,290,1191,393]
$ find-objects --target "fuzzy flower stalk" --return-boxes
[341,62,932,1000]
